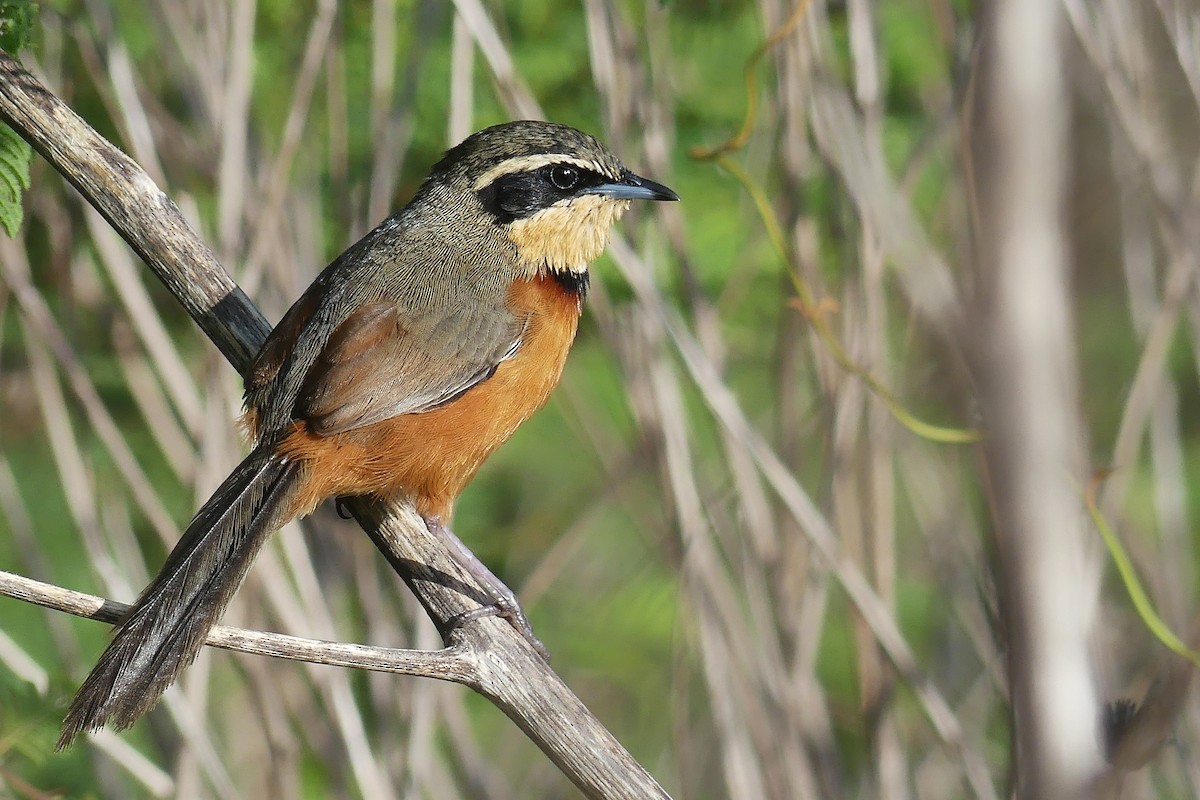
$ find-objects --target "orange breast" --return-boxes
[278,273,582,521]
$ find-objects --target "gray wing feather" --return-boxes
[298,300,524,435]
[248,216,524,437]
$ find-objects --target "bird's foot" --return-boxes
[424,517,550,661]
[446,597,549,662]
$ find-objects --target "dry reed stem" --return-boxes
[974,0,1103,796]
[1,241,180,543]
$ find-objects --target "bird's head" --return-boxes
[427,121,678,278]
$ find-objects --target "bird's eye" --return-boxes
[548,165,580,191]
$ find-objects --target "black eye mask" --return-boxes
[476,164,610,224]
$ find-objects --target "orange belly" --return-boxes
[276,273,582,521]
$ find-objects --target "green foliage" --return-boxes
[0,0,34,54]
[0,670,101,799]
[0,0,34,237]
[0,123,30,237]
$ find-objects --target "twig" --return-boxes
[0,570,478,683]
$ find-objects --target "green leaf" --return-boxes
[0,0,36,55]
[0,121,30,237]
[0,1,36,236]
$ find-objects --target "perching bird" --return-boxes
[58,120,678,746]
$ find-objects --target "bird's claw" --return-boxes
[447,599,550,662]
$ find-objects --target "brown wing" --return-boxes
[247,290,322,393]
[294,298,525,436]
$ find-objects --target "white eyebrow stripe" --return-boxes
[472,154,616,191]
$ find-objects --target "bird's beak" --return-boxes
[586,171,680,202]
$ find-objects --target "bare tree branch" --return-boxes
[0,569,479,682]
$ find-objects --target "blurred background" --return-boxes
[1,0,1199,797]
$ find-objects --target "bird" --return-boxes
[57,120,678,747]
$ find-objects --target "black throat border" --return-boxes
[551,269,590,298]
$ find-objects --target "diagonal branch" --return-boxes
[0,51,670,800]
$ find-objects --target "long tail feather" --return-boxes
[58,445,300,748]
